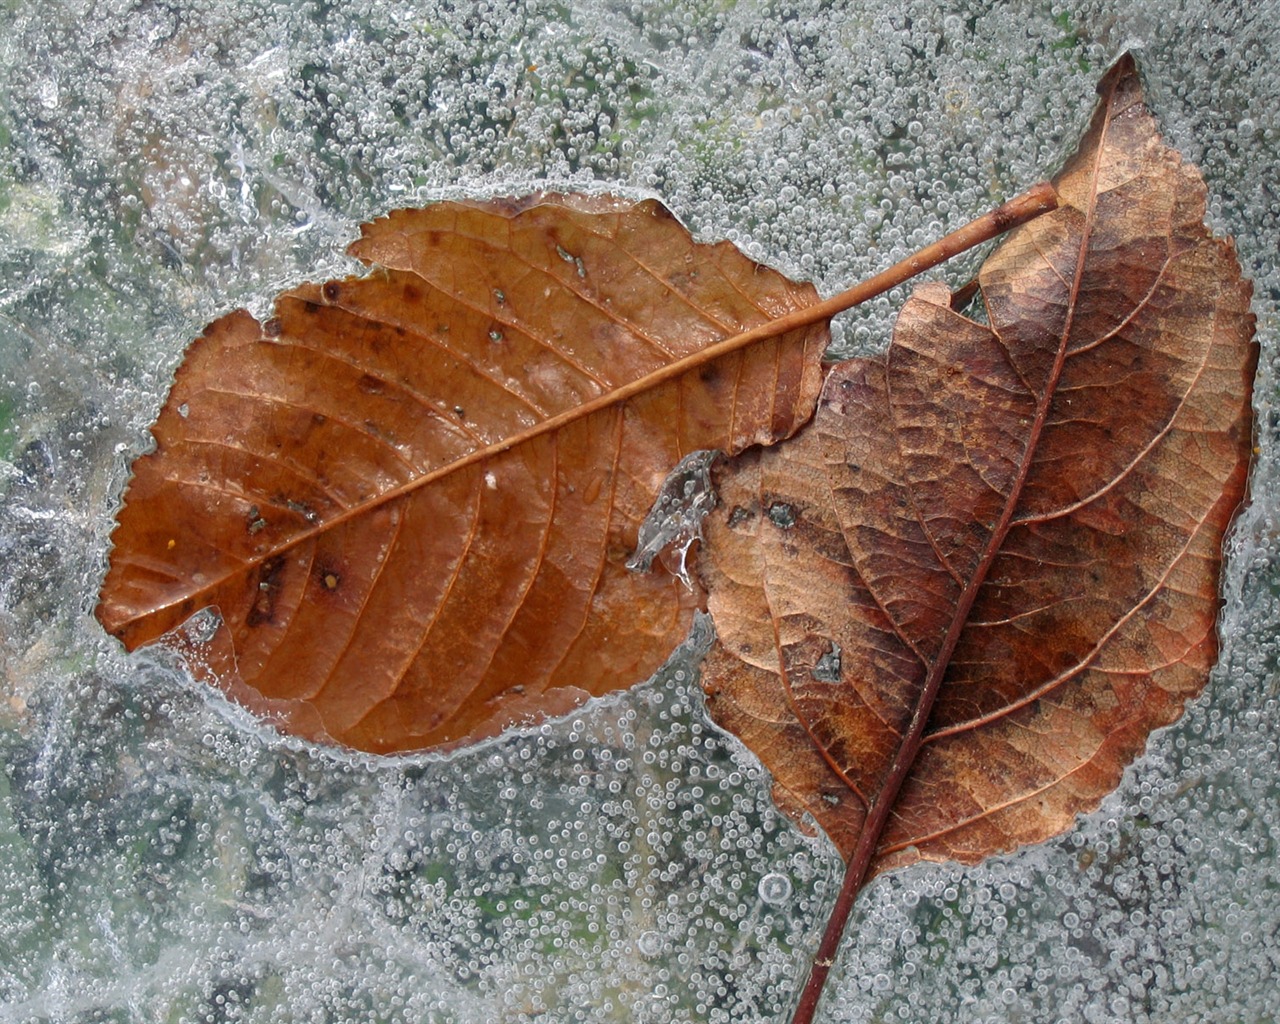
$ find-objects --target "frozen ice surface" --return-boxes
[628,450,719,587]
[1,1,1277,1021]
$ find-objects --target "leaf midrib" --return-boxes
[107,184,1059,656]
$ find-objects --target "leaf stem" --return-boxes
[437,183,1060,464]
[796,181,1058,345]
[358,183,1060,499]
[786,179,1061,1024]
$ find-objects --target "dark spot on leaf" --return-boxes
[323,282,341,302]
[263,318,283,338]
[247,558,285,626]
[811,640,842,683]
[285,499,318,523]
[767,502,797,529]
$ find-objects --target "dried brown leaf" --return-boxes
[97,193,827,753]
[698,54,1255,1020]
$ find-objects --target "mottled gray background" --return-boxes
[1,2,1276,1021]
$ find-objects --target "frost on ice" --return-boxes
[0,1,1278,1021]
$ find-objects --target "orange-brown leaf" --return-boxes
[699,54,1256,885]
[97,193,827,753]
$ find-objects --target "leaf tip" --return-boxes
[1098,50,1140,95]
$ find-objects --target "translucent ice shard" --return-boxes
[627,449,718,588]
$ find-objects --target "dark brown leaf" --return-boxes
[698,55,1255,1020]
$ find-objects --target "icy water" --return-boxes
[1,2,1278,1022]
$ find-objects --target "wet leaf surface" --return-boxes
[96,193,827,753]
[697,55,1256,1021]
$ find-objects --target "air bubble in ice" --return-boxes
[637,930,665,957]
[758,872,793,905]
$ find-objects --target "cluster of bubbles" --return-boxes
[0,0,1277,1021]
[0,632,833,1022]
